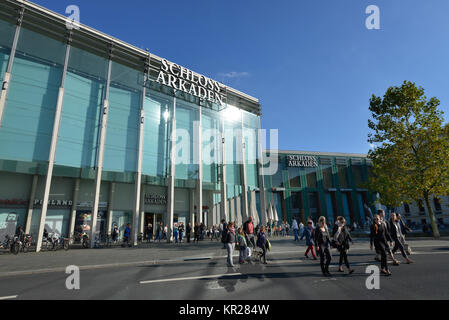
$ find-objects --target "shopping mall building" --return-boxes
[263,150,376,227]
[0,0,447,249]
[0,0,265,250]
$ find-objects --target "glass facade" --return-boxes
[263,151,374,227]
[0,2,261,241]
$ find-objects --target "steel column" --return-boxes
[166,93,176,242]
[68,178,80,244]
[90,50,113,248]
[35,34,72,252]
[240,111,249,221]
[0,7,24,127]
[220,118,227,222]
[24,175,38,235]
[132,65,147,246]
[196,102,203,224]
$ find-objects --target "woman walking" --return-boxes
[332,216,354,274]
[370,214,392,276]
[237,227,248,264]
[257,226,268,264]
[389,213,413,264]
[300,221,317,260]
[225,222,236,267]
[314,216,332,276]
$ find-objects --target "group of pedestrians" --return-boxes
[293,209,414,277]
[370,210,413,276]
[221,217,270,267]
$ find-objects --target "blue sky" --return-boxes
[33,0,449,154]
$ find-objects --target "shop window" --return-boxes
[352,164,364,187]
[308,192,320,220]
[288,167,300,188]
[305,168,317,188]
[271,169,284,188]
[321,165,333,189]
[336,162,349,188]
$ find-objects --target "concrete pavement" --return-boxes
[0,237,449,299]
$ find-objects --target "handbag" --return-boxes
[265,239,271,251]
[246,246,252,258]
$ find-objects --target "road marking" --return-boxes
[314,278,338,283]
[410,251,449,255]
[0,295,18,300]
[271,259,303,264]
[184,257,212,261]
[140,273,241,285]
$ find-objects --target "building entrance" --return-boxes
[144,213,163,240]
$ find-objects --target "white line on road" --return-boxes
[140,273,241,285]
[0,295,18,300]
[409,251,449,255]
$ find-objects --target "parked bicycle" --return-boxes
[21,234,32,253]
[54,233,69,251]
[0,235,20,255]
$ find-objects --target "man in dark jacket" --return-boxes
[178,223,184,243]
[256,226,268,264]
[186,223,192,243]
[155,222,163,242]
[221,219,228,249]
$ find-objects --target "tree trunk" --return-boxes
[423,192,440,239]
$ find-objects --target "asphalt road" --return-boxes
[0,237,448,300]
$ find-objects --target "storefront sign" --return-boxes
[144,194,167,205]
[0,199,28,206]
[34,199,73,207]
[155,59,225,106]
[286,155,318,168]
[77,201,108,208]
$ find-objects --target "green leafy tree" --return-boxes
[367,81,449,238]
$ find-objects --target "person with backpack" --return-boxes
[332,216,354,274]
[314,216,332,276]
[257,226,268,264]
[300,220,317,259]
[225,222,236,267]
